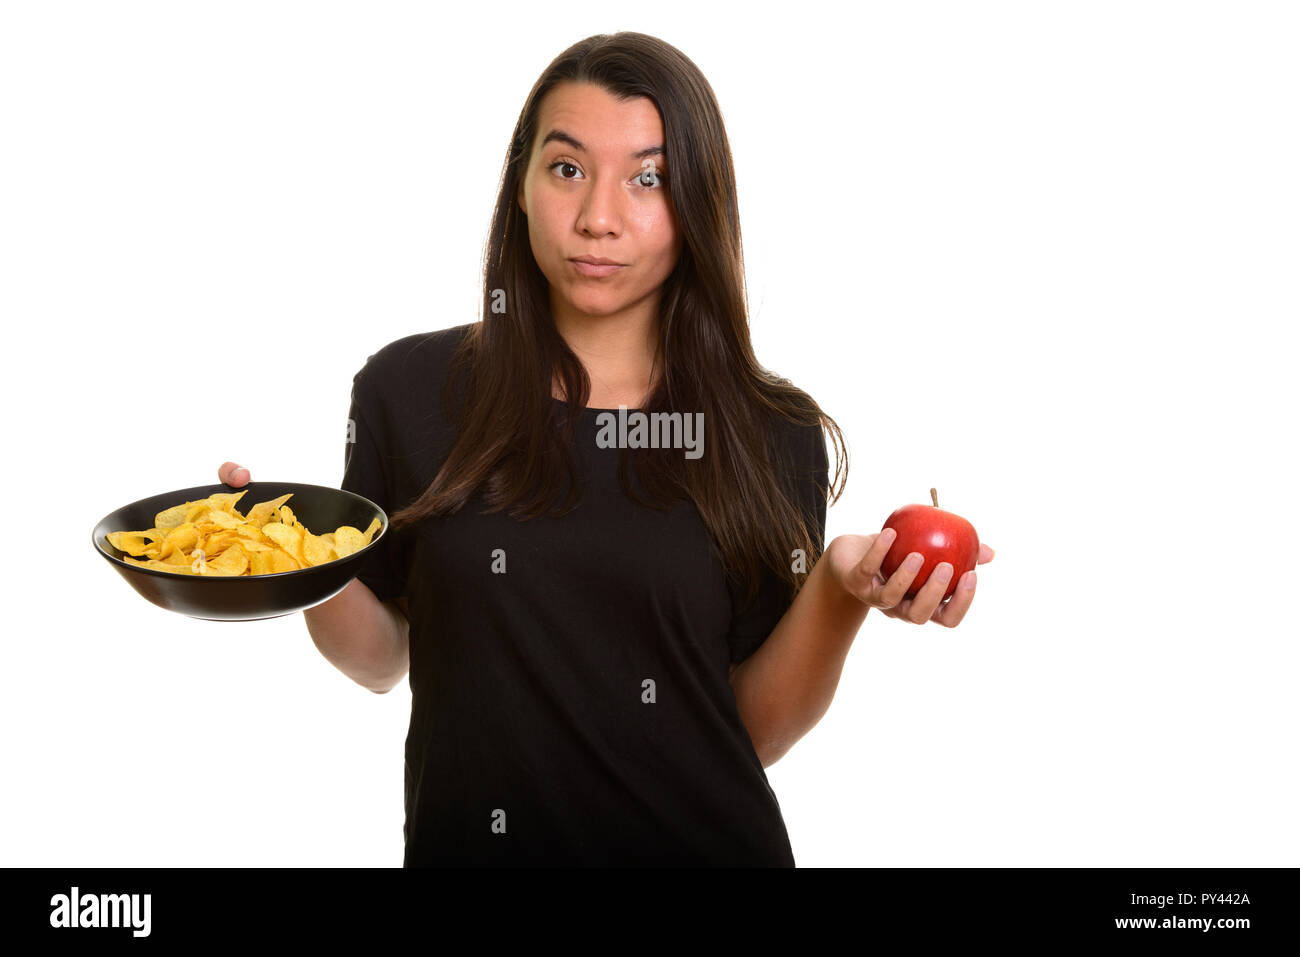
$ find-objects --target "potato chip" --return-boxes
[160,523,199,559]
[206,491,248,514]
[204,509,243,530]
[123,555,193,574]
[200,531,240,557]
[248,551,275,576]
[108,490,380,576]
[153,502,192,530]
[245,493,292,528]
[332,518,382,558]
[268,549,300,573]
[301,531,334,567]
[238,539,277,553]
[163,545,192,567]
[106,530,158,555]
[331,526,365,558]
[207,542,250,576]
[260,522,303,564]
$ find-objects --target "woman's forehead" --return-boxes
[536,83,665,157]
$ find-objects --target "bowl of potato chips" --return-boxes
[92,482,388,621]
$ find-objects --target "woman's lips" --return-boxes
[570,259,624,278]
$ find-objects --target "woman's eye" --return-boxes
[547,161,583,180]
[545,160,665,189]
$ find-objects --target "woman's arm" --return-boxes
[729,530,993,767]
[728,555,868,768]
[303,579,410,694]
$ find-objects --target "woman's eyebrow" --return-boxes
[540,129,665,160]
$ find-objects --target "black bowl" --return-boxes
[92,481,388,622]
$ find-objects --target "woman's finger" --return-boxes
[933,570,977,627]
[218,462,251,487]
[978,543,995,564]
[834,531,890,602]
[874,550,924,609]
[853,528,894,579]
[904,562,954,624]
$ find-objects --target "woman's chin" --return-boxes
[557,294,632,320]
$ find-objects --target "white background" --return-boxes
[3,0,1296,867]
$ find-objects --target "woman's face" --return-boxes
[518,81,683,329]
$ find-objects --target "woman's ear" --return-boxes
[516,184,527,216]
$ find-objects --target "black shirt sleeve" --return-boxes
[725,418,831,665]
[340,367,410,605]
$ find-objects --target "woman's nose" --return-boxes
[576,174,624,236]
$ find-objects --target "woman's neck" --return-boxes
[551,307,662,408]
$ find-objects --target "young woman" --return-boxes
[220,32,994,867]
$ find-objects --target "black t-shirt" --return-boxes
[340,323,829,866]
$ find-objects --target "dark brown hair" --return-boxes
[389,31,846,608]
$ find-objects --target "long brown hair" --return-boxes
[389,32,847,609]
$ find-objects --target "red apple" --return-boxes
[880,488,980,601]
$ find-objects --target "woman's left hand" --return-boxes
[822,531,995,628]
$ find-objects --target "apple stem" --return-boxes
[930,487,939,508]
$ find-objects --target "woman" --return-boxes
[220,31,994,866]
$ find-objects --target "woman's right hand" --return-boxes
[218,462,252,488]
